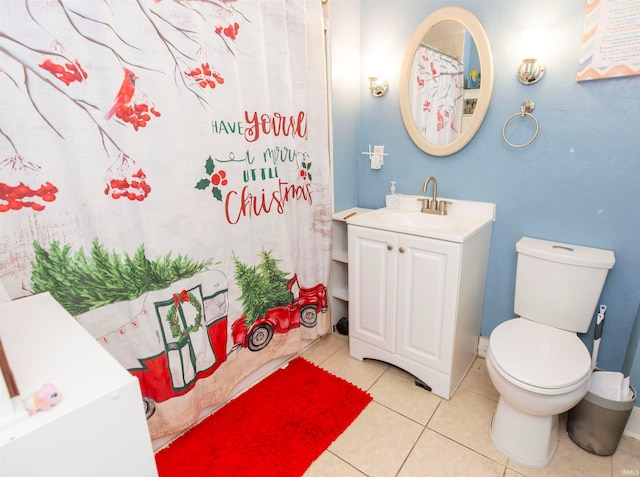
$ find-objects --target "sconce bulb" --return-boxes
[368,77,388,97]
[517,58,545,85]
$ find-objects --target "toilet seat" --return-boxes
[490,318,592,394]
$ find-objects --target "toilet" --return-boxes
[486,237,615,468]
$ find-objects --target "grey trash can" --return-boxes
[567,385,636,456]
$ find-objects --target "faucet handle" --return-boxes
[436,200,452,215]
[418,197,431,211]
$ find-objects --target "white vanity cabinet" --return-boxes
[348,214,493,399]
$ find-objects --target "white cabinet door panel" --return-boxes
[348,226,397,352]
[396,236,460,372]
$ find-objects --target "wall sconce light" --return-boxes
[364,55,389,97]
[518,59,545,85]
[517,29,546,85]
[368,76,388,97]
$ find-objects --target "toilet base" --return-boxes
[490,398,559,468]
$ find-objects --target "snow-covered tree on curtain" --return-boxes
[233,250,292,328]
[30,239,213,316]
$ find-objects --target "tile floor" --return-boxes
[299,333,640,477]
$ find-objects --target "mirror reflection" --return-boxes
[408,21,480,145]
[399,7,493,157]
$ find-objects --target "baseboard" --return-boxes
[624,406,640,439]
[477,335,489,358]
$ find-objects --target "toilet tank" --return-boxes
[514,237,615,333]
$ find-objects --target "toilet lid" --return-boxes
[490,318,592,389]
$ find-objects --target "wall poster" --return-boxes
[577,0,640,81]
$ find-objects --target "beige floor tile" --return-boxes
[369,365,442,425]
[329,402,424,477]
[459,357,499,402]
[397,428,505,477]
[505,470,527,477]
[317,342,389,391]
[303,451,367,477]
[508,428,612,477]
[301,332,348,365]
[612,449,640,476]
[428,388,506,464]
[617,434,640,458]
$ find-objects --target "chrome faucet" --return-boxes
[418,176,450,215]
[422,176,437,203]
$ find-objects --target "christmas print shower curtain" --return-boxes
[409,45,464,146]
[0,0,331,439]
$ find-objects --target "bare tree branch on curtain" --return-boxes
[0,0,246,212]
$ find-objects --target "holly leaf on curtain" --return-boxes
[204,156,215,175]
[195,156,215,190]
[195,179,211,190]
[195,155,226,201]
[301,159,313,182]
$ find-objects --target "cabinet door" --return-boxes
[348,225,397,352]
[395,234,460,373]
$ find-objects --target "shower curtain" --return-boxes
[409,45,464,145]
[0,0,331,439]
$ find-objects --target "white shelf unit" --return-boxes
[330,208,372,327]
[0,293,158,477]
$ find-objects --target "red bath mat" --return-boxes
[155,357,372,477]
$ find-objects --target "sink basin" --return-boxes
[375,211,464,230]
[347,197,496,243]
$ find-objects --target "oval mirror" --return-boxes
[399,7,493,156]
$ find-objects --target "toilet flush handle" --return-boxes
[552,245,574,252]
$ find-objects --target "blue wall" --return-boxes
[330,0,640,387]
[330,0,360,212]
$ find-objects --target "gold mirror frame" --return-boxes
[399,7,494,156]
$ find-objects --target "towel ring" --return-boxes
[502,100,539,148]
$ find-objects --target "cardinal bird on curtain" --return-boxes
[104,68,137,120]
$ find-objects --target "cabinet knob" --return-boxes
[387,244,393,251]
[399,247,405,253]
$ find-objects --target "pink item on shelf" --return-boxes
[23,383,61,415]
